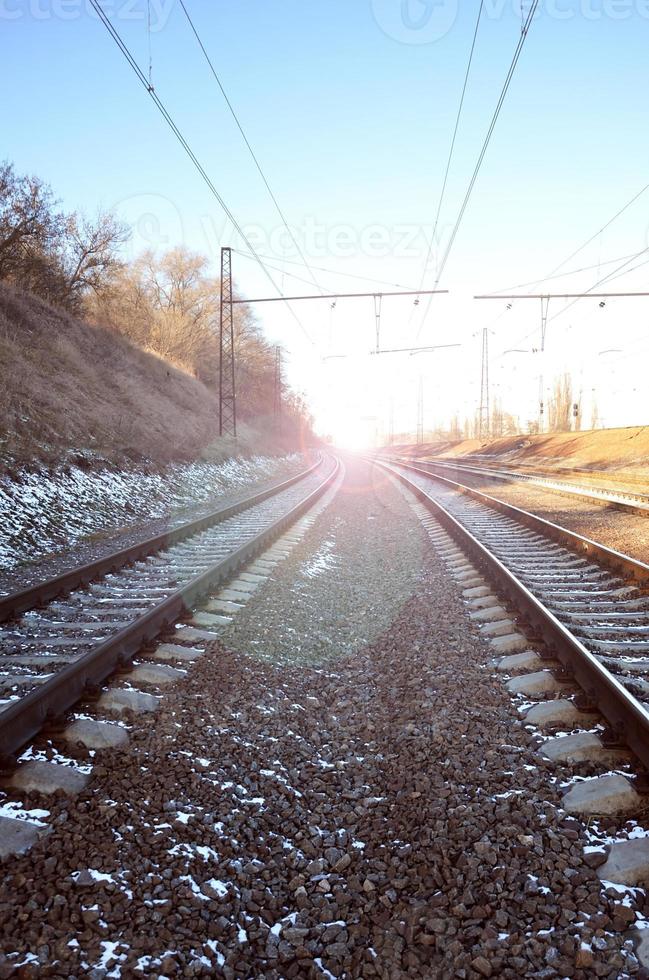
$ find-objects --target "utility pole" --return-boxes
[373,294,382,352]
[416,376,424,444]
[388,394,394,446]
[478,327,490,439]
[219,246,236,437]
[273,345,282,433]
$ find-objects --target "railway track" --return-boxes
[395,454,649,517]
[376,456,649,777]
[0,453,339,771]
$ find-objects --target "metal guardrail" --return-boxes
[0,453,323,624]
[0,455,339,763]
[377,456,649,772]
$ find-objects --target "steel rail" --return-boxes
[376,457,649,771]
[407,456,649,517]
[0,454,323,625]
[0,456,340,763]
[382,457,649,584]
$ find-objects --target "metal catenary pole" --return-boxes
[274,345,282,433]
[219,246,236,437]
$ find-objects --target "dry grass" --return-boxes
[394,427,649,483]
[0,283,226,472]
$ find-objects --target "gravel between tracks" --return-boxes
[0,458,639,978]
[220,460,425,665]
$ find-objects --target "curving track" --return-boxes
[377,456,649,772]
[0,453,339,765]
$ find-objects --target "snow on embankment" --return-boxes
[0,454,302,572]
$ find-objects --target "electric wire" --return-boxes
[415,0,540,340]
[546,245,649,325]
[177,0,325,296]
[412,0,485,303]
[494,181,649,301]
[486,251,642,295]
[233,248,418,291]
[495,245,649,360]
[234,249,326,290]
[543,180,649,283]
[86,0,317,346]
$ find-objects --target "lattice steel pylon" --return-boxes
[478,327,490,439]
[219,246,236,437]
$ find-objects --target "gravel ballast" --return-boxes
[0,457,639,978]
[435,470,649,564]
[0,453,309,596]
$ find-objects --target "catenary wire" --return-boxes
[233,248,418,291]
[177,0,324,296]
[415,0,540,340]
[412,0,485,304]
[87,0,317,346]
[486,251,642,295]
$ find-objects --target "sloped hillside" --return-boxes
[0,283,239,472]
[390,428,649,483]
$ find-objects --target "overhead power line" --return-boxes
[475,291,649,299]
[486,251,642,295]
[416,0,540,339]
[487,247,649,358]
[235,250,322,291]
[231,288,449,304]
[546,245,649,325]
[177,0,324,296]
[413,0,485,301]
[86,0,316,346]
[498,180,649,300]
[233,248,418,291]
[545,180,649,280]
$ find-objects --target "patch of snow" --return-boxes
[0,454,304,572]
[0,799,49,826]
[205,878,229,898]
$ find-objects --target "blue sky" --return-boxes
[3,1,648,441]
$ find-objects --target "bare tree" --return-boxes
[62,210,130,304]
[548,373,573,432]
[591,397,600,430]
[492,398,504,438]
[0,161,63,280]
